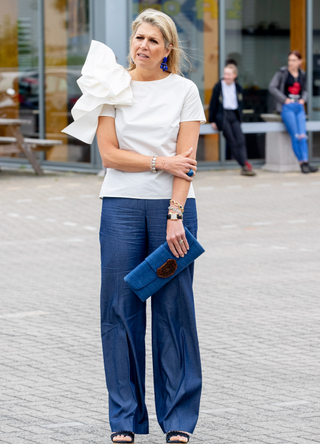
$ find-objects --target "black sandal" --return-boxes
[111,431,134,443]
[166,431,190,443]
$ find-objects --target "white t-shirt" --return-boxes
[99,74,206,199]
[221,80,238,110]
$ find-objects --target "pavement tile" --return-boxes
[1,169,320,443]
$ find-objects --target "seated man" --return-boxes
[209,64,256,176]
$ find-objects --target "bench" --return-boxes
[0,118,62,175]
[200,118,320,172]
[259,114,299,172]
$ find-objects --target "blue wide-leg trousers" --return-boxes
[99,197,202,435]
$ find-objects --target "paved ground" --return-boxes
[1,167,320,444]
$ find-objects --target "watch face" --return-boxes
[167,213,182,220]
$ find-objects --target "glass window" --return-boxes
[225,0,291,161]
[0,0,39,139]
[131,1,219,161]
[312,0,320,159]
[0,0,91,165]
[44,0,90,163]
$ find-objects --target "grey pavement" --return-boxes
[0,167,320,444]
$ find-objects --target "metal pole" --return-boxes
[219,0,225,80]
[219,0,226,165]
[37,0,45,139]
[307,0,313,160]
[89,0,94,41]
[88,0,105,170]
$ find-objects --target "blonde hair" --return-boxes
[225,64,238,76]
[128,8,187,75]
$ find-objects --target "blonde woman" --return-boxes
[63,8,205,444]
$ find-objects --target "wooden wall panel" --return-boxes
[203,0,219,161]
[0,1,19,121]
[45,0,68,161]
[290,0,306,69]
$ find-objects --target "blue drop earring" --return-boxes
[131,58,135,64]
[160,57,168,72]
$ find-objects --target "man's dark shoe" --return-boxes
[241,165,256,176]
[300,162,310,174]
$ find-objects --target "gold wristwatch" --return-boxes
[167,213,183,220]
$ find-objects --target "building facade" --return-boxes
[0,0,319,172]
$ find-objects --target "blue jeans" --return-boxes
[281,102,309,162]
[99,198,202,435]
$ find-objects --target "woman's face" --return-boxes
[131,22,171,72]
[223,67,237,85]
[288,54,302,70]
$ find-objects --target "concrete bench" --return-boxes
[260,114,299,172]
[200,118,320,172]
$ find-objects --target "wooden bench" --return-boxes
[24,138,63,151]
[0,118,62,175]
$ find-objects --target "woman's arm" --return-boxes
[166,121,200,258]
[96,116,197,180]
[301,72,308,103]
[268,71,287,104]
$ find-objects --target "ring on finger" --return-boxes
[179,239,184,244]
[186,169,194,177]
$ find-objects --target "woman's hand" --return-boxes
[159,148,197,182]
[298,99,305,105]
[211,122,218,131]
[166,220,189,258]
[284,98,292,104]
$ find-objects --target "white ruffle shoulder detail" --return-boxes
[62,40,133,144]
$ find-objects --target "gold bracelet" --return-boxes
[170,199,184,212]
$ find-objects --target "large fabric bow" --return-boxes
[62,40,133,144]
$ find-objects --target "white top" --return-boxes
[221,80,238,110]
[100,74,206,199]
[62,41,206,200]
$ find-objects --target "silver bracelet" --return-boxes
[168,206,183,215]
[150,156,157,173]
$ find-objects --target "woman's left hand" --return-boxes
[298,99,305,105]
[166,220,189,258]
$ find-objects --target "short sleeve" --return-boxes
[180,81,206,124]
[100,104,116,118]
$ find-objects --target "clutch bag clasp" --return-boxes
[157,259,177,278]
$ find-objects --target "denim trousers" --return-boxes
[281,102,309,162]
[99,197,202,435]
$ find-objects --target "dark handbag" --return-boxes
[124,228,205,302]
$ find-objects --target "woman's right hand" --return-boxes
[284,98,292,105]
[159,148,197,181]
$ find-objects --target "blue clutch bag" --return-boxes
[124,228,205,302]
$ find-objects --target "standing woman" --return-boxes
[269,50,318,173]
[63,8,205,444]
